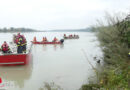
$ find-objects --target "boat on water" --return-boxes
[64,36,79,39]
[31,38,64,44]
[31,41,63,44]
[0,43,32,66]
[0,53,31,66]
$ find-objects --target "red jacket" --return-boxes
[1,43,9,51]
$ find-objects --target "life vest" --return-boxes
[1,43,9,51]
[54,38,57,42]
[33,37,37,42]
[17,37,24,46]
[45,37,47,41]
[43,37,45,42]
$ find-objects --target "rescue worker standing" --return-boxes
[1,41,11,53]
[16,33,27,53]
[17,36,23,53]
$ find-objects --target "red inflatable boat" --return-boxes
[0,53,31,66]
[31,41,62,44]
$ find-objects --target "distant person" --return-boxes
[45,37,47,42]
[33,36,37,42]
[42,37,45,42]
[64,34,66,37]
[1,41,11,53]
[43,37,47,42]
[69,34,72,38]
[53,37,58,42]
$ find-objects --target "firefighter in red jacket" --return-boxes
[53,37,58,42]
[17,35,27,53]
[1,41,11,53]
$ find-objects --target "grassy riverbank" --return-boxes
[81,13,130,90]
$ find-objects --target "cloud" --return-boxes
[0,0,129,30]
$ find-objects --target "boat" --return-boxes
[31,41,63,44]
[0,43,32,66]
[64,36,79,39]
[0,53,31,66]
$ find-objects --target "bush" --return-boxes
[81,13,130,90]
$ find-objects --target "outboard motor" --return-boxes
[60,39,64,44]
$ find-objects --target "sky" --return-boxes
[0,0,130,30]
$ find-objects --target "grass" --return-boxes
[81,13,130,90]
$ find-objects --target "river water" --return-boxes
[0,32,103,90]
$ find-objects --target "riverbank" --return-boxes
[0,27,42,32]
[81,13,130,90]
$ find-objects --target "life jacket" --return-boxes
[17,37,24,46]
[45,37,47,41]
[43,37,45,42]
[33,37,37,42]
[2,43,9,51]
[54,38,57,41]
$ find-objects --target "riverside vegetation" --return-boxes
[81,13,130,90]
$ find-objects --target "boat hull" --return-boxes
[64,37,79,39]
[31,41,62,44]
[0,53,31,66]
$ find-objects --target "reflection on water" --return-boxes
[0,32,103,90]
[0,63,33,89]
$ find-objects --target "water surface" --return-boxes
[0,32,103,90]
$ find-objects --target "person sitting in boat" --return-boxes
[33,36,37,42]
[64,34,66,37]
[1,41,11,53]
[69,34,73,38]
[53,37,58,42]
[43,37,48,42]
[76,35,79,38]
[45,37,47,42]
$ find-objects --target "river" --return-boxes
[0,32,103,90]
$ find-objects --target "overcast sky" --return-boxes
[0,0,130,30]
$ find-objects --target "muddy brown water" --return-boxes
[0,32,103,90]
